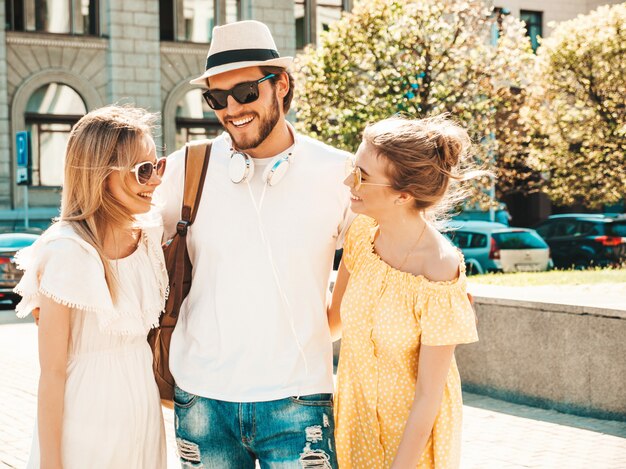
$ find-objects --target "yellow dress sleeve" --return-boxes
[417,281,479,346]
[341,215,374,273]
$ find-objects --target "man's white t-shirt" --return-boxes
[156,129,353,402]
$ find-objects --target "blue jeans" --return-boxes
[173,385,338,468]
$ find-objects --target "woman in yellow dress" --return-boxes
[329,115,480,468]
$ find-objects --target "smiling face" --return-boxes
[344,140,398,218]
[106,134,161,215]
[208,66,286,152]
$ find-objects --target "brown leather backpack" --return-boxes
[148,140,211,404]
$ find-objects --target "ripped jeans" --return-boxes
[173,385,338,468]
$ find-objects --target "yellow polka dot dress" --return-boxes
[335,216,478,469]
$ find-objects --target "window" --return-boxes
[578,221,602,236]
[469,233,487,248]
[492,231,548,249]
[25,83,86,187]
[550,220,578,238]
[520,10,542,53]
[224,0,239,24]
[295,0,347,49]
[175,89,221,149]
[490,6,510,45]
[160,0,240,42]
[609,222,626,237]
[449,231,488,249]
[535,222,553,239]
[6,0,99,35]
[449,231,471,249]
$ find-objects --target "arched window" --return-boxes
[25,83,87,187]
[175,89,222,149]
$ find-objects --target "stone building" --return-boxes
[0,0,303,229]
[0,0,620,229]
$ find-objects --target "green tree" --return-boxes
[294,0,535,205]
[495,86,544,200]
[526,4,626,208]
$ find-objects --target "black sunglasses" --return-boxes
[202,74,276,110]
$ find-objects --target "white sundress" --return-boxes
[15,221,168,469]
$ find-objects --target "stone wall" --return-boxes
[106,0,162,143]
[246,0,296,58]
[456,297,626,421]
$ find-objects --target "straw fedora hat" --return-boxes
[190,20,293,86]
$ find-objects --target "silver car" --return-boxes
[446,221,552,274]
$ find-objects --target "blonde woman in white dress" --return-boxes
[15,105,168,468]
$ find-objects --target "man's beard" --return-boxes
[224,97,281,151]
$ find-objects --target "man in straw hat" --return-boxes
[156,20,351,467]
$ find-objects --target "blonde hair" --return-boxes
[363,114,486,223]
[60,105,159,299]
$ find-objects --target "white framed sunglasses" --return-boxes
[128,158,167,185]
[344,157,392,191]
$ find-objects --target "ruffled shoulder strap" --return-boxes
[14,223,117,327]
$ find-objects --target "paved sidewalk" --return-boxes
[1,317,625,468]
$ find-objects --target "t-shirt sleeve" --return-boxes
[153,147,186,242]
[14,237,115,319]
[417,282,479,346]
[341,215,370,273]
[335,201,356,250]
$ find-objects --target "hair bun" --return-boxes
[435,131,464,170]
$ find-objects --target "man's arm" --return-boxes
[327,260,350,341]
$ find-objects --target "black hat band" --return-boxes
[206,48,280,71]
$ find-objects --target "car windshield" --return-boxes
[608,222,626,237]
[0,235,38,248]
[492,231,547,249]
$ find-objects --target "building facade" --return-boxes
[1,0,301,229]
[0,0,621,229]
[496,0,621,52]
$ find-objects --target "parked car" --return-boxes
[0,233,40,307]
[446,221,552,275]
[534,214,626,269]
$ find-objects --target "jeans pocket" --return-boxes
[289,393,334,407]
[173,385,198,409]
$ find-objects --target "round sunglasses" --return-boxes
[344,158,392,191]
[202,74,276,110]
[129,158,167,185]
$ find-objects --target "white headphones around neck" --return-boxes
[229,150,292,187]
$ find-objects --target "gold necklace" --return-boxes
[397,222,428,271]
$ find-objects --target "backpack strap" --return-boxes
[164,140,211,320]
[177,140,212,235]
